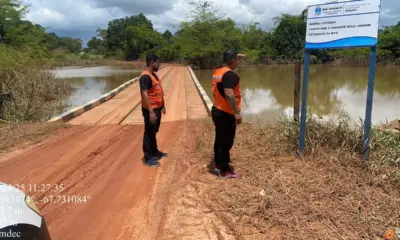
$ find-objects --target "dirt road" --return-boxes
[0,122,185,239]
[0,65,212,239]
[2,62,392,239]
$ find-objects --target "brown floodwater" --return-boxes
[194,64,400,125]
[52,66,142,111]
[53,65,400,125]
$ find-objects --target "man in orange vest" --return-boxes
[211,48,242,178]
[140,54,168,167]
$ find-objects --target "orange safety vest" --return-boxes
[140,70,164,109]
[211,66,242,115]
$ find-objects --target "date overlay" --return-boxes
[1,183,92,205]
[8,184,65,193]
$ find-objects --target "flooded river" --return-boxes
[52,66,142,111]
[54,65,400,125]
[194,65,400,124]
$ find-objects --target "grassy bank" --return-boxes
[44,54,149,69]
[178,114,399,239]
[0,46,76,123]
[44,53,107,68]
[280,113,400,170]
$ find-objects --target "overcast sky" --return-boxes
[21,0,400,45]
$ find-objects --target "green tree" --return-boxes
[96,28,107,39]
[176,0,243,68]
[87,36,105,54]
[271,13,306,59]
[189,0,222,23]
[162,30,173,42]
[0,0,50,49]
[84,3,400,66]
[242,22,266,50]
[0,0,28,43]
[124,24,162,60]
[0,0,80,54]
[58,37,82,53]
[5,20,48,48]
[106,13,154,52]
[241,22,275,60]
[43,32,61,50]
[259,32,275,56]
[378,21,400,58]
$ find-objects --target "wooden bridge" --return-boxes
[51,65,211,125]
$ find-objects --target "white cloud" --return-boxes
[92,0,175,15]
[26,7,65,25]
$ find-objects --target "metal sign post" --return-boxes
[293,62,301,122]
[299,52,310,156]
[299,0,381,161]
[363,46,377,161]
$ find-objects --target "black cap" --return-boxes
[223,48,238,64]
[146,54,159,66]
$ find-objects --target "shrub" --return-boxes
[0,45,75,122]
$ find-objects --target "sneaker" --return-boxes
[219,170,240,178]
[143,158,160,167]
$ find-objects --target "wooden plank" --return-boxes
[69,67,172,125]
[69,66,208,126]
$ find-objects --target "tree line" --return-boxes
[1,0,399,69]
[1,0,82,57]
[86,0,400,68]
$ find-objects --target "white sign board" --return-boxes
[305,0,381,49]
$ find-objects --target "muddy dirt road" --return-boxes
[0,122,186,239]
[0,65,213,239]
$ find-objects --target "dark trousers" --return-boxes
[211,107,237,172]
[142,107,162,160]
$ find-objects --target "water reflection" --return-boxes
[194,65,400,124]
[54,66,141,111]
